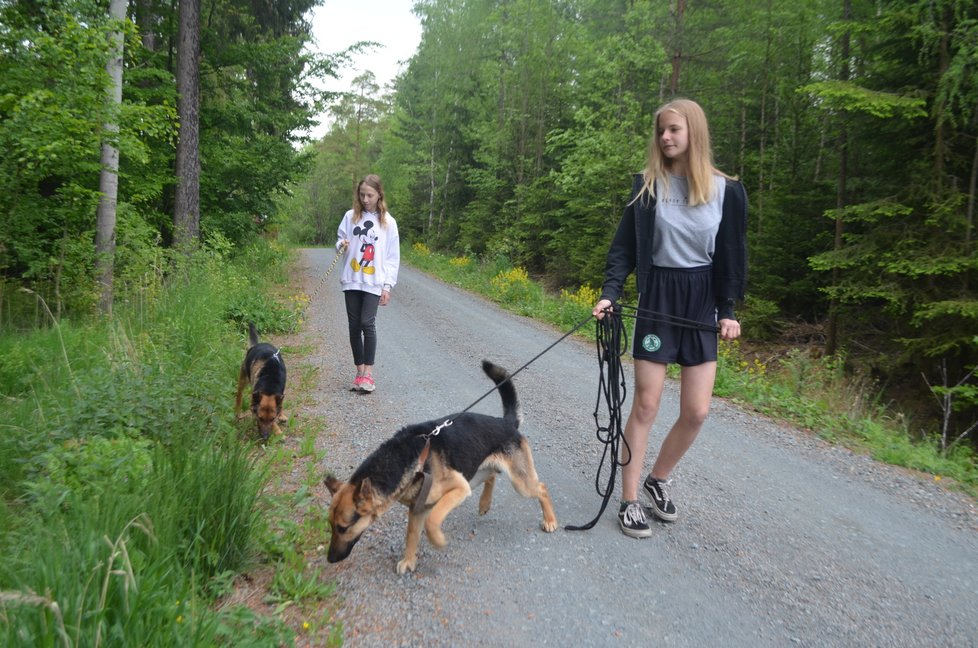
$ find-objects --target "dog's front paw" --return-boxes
[541,519,559,533]
[396,558,417,574]
[236,412,249,420]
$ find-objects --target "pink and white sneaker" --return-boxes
[359,375,376,393]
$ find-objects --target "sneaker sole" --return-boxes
[618,521,652,539]
[648,507,678,522]
[643,497,679,522]
[360,384,375,393]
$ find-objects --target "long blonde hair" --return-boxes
[352,174,389,227]
[636,98,732,206]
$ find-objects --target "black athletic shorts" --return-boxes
[632,265,717,366]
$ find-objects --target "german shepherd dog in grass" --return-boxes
[235,322,287,440]
[324,360,558,574]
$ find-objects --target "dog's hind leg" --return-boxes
[478,474,496,516]
[504,442,559,532]
[532,481,559,532]
[398,510,426,574]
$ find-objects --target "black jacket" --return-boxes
[599,173,748,317]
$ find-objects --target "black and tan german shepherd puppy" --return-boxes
[324,360,558,574]
[235,322,287,440]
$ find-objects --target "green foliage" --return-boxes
[0,0,333,323]
[149,433,266,581]
[1,506,221,647]
[0,0,177,318]
[25,435,155,509]
[799,80,928,119]
[739,296,783,342]
[0,240,322,645]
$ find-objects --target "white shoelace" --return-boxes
[656,479,672,504]
[622,501,647,526]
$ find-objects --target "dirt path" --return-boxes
[246,248,978,647]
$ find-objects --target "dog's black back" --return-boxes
[349,360,521,494]
[246,322,286,394]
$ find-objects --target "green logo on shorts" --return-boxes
[642,334,662,352]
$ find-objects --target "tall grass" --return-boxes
[0,238,305,645]
[403,244,977,497]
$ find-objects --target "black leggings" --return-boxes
[344,290,380,366]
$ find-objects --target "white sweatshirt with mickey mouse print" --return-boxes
[335,209,400,296]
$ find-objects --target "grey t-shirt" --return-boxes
[652,174,726,268]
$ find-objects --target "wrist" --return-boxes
[717,298,736,321]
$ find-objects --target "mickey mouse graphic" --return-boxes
[350,220,379,275]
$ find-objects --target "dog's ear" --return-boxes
[355,477,376,504]
[251,390,261,410]
[274,394,283,410]
[324,474,344,495]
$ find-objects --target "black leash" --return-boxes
[423,313,597,439]
[617,303,720,333]
[565,306,630,531]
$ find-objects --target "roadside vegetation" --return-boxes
[0,240,338,646]
[405,244,977,499]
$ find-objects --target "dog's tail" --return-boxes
[482,360,521,428]
[247,321,260,347]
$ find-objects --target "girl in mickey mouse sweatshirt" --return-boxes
[336,174,400,393]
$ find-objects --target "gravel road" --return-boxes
[294,247,978,648]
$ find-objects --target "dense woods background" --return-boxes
[3,0,978,445]
[287,0,978,449]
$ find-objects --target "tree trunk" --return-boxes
[967,111,978,246]
[173,0,201,251]
[932,5,951,192]
[825,0,851,357]
[95,0,128,316]
[134,0,156,51]
[668,0,686,94]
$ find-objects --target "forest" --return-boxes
[2,0,978,479]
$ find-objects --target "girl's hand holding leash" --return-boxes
[592,299,613,320]
[718,318,740,341]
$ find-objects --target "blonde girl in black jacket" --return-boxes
[592,98,747,538]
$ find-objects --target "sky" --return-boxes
[306,0,424,139]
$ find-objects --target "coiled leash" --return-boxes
[309,241,349,301]
[565,305,630,531]
[564,304,720,531]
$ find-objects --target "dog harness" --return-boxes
[410,418,453,514]
[412,440,433,514]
